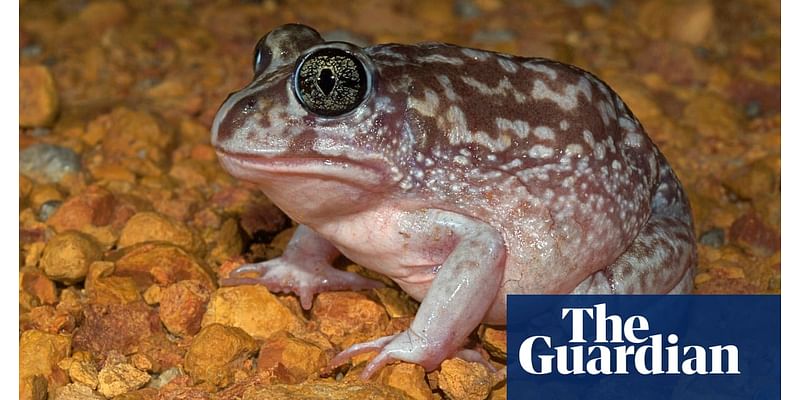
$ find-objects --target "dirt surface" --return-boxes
[19,0,779,398]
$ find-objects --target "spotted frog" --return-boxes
[211,24,696,378]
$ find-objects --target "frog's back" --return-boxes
[364,43,693,295]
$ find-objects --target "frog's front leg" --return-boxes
[220,224,384,309]
[330,210,506,379]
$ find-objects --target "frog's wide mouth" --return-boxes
[215,150,395,189]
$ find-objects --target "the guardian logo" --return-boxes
[518,303,740,376]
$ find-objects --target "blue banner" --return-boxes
[507,295,779,399]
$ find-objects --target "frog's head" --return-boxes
[212,24,416,219]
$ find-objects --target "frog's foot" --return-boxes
[329,330,493,379]
[220,258,384,309]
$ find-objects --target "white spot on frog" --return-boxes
[533,126,555,141]
[418,54,465,65]
[497,57,519,73]
[528,144,554,158]
[582,129,595,147]
[522,62,558,80]
[436,75,461,101]
[461,76,527,103]
[453,155,471,166]
[496,118,530,139]
[532,76,593,111]
[461,48,490,61]
[408,88,441,117]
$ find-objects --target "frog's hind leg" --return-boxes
[573,158,697,294]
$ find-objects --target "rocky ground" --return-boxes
[19,0,779,399]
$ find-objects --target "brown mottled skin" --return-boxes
[211,24,696,378]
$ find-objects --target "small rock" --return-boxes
[168,160,213,189]
[201,285,304,340]
[242,380,410,400]
[699,227,725,248]
[86,264,143,305]
[728,79,780,117]
[563,0,614,9]
[489,383,507,399]
[159,280,211,337]
[471,29,516,44]
[377,362,434,400]
[745,100,761,118]
[438,358,493,400]
[373,287,418,318]
[21,239,46,268]
[29,183,63,212]
[311,291,389,348]
[72,302,163,361]
[20,268,58,305]
[77,0,130,33]
[184,323,259,387]
[210,185,262,214]
[635,40,708,85]
[729,212,780,256]
[208,218,244,266]
[130,353,153,372]
[19,374,47,400]
[39,200,62,221]
[480,326,507,361]
[28,127,51,137]
[135,334,185,373]
[682,92,743,140]
[47,186,126,234]
[19,329,71,387]
[454,0,481,19]
[56,287,84,318]
[20,174,33,200]
[256,331,329,383]
[723,159,778,201]
[118,211,206,256]
[89,163,137,183]
[108,242,216,291]
[142,284,162,305]
[147,367,181,389]
[64,352,99,389]
[20,65,59,127]
[51,383,105,400]
[20,210,48,245]
[22,305,75,334]
[40,230,102,284]
[97,362,151,398]
[20,144,81,183]
[667,0,715,45]
[91,107,173,165]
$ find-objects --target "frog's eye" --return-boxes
[253,34,272,76]
[292,47,370,117]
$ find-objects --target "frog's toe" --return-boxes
[331,329,464,379]
[330,334,398,370]
[227,261,271,277]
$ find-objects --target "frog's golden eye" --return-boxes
[292,47,370,117]
[253,34,272,76]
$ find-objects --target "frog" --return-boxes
[211,23,696,379]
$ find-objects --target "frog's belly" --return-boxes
[333,243,441,302]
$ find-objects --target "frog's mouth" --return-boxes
[215,150,396,190]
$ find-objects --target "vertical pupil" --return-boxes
[318,68,336,95]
